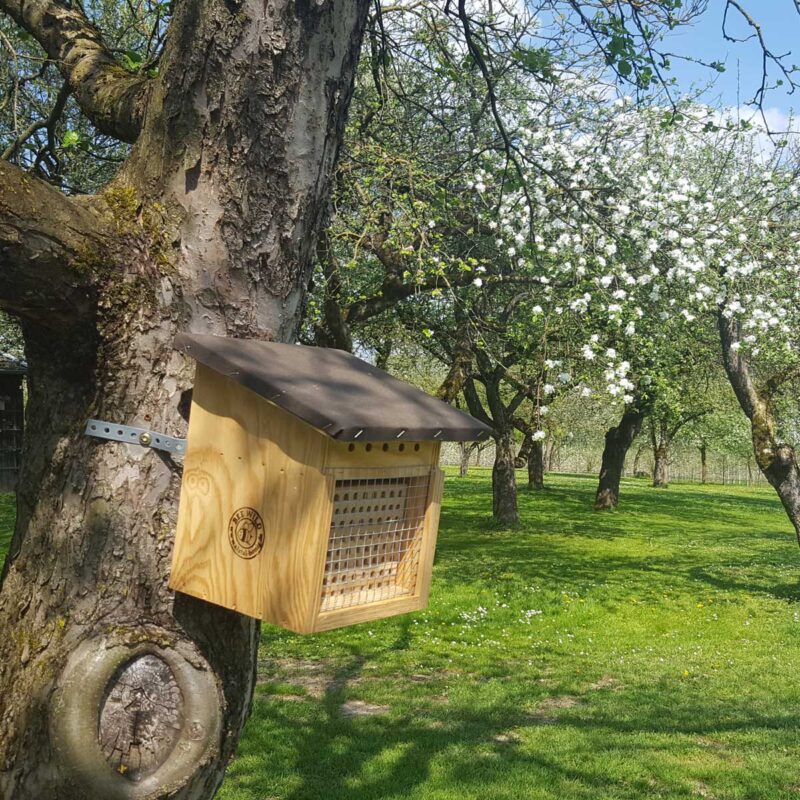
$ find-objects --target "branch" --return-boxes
[346,271,545,326]
[717,309,761,419]
[436,310,473,403]
[0,0,151,142]
[314,230,353,352]
[463,376,494,430]
[765,365,800,396]
[723,0,799,124]
[667,409,710,443]
[2,82,70,161]
[0,162,103,327]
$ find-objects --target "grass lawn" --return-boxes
[3,473,800,799]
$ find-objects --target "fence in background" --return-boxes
[440,441,766,485]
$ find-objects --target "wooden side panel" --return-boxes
[170,365,331,632]
[415,464,444,606]
[313,594,427,633]
[170,366,266,619]
[326,439,438,469]
[311,445,443,633]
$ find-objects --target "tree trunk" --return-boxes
[492,430,519,526]
[515,432,532,469]
[652,444,669,488]
[632,444,646,476]
[699,444,708,484]
[594,407,643,510]
[0,4,370,798]
[545,438,557,471]
[459,442,471,477]
[718,312,800,541]
[528,439,545,490]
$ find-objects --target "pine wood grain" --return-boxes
[170,365,332,632]
[171,366,446,634]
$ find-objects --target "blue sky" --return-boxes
[663,1,799,118]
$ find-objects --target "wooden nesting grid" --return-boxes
[320,468,433,613]
[171,336,489,632]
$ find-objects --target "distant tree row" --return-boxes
[307,4,800,539]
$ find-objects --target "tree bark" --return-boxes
[0,162,100,328]
[462,363,521,526]
[718,312,800,541]
[699,444,708,484]
[652,444,669,488]
[594,407,643,510]
[492,429,519,526]
[631,444,646,476]
[545,438,557,472]
[0,3,370,799]
[515,431,532,469]
[528,439,544,490]
[458,442,471,477]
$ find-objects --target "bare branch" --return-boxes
[723,0,799,123]
[2,82,70,161]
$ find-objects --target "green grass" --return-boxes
[2,474,800,799]
[0,493,14,563]
[222,473,800,800]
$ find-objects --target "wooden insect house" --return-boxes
[170,334,491,634]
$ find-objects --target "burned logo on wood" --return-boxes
[228,507,265,559]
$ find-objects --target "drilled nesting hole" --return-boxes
[321,472,431,612]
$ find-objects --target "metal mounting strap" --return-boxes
[85,419,187,455]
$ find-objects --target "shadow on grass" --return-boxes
[431,473,796,602]
[230,662,800,800]
[442,474,786,541]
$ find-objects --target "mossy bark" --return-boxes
[718,312,800,541]
[493,429,520,527]
[0,3,370,798]
[652,444,669,488]
[459,442,472,477]
[528,440,545,490]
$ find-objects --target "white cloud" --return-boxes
[714,104,800,160]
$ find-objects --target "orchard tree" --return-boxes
[453,85,800,532]
[0,0,373,796]
[681,383,752,483]
[1,0,796,797]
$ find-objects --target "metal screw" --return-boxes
[139,432,152,447]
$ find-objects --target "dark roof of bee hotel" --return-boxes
[175,334,492,443]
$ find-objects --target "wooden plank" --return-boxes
[170,365,331,632]
[326,439,438,469]
[415,463,444,606]
[313,594,426,633]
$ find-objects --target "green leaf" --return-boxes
[121,50,145,73]
[62,130,81,149]
[512,47,555,80]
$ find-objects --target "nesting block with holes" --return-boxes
[169,335,491,634]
